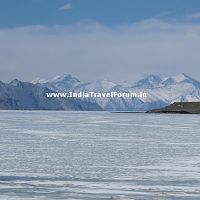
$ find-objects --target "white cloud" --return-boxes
[1,19,200,83]
[58,3,72,11]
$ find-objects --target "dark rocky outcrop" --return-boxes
[147,102,200,114]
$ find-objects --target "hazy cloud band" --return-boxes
[0,19,200,83]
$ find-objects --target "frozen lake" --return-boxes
[0,111,200,199]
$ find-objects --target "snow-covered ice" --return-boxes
[0,111,200,199]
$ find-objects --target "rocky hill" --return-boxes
[148,102,200,114]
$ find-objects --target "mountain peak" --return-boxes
[134,74,162,88]
[32,74,81,92]
[51,74,78,82]
[89,80,116,91]
[97,80,116,88]
[32,74,81,84]
[31,78,45,84]
[162,73,200,87]
[171,73,189,82]
[9,79,22,86]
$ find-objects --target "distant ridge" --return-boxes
[0,73,200,111]
[33,73,200,111]
[0,79,102,111]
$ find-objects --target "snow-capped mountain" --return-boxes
[79,74,200,111]
[1,73,199,111]
[0,79,102,110]
[134,74,163,89]
[33,74,81,92]
[134,73,200,105]
[36,74,200,111]
[34,73,200,111]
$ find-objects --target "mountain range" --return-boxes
[0,73,200,111]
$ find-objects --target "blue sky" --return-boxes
[1,0,200,28]
[1,0,200,82]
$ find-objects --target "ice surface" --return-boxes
[0,111,200,199]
